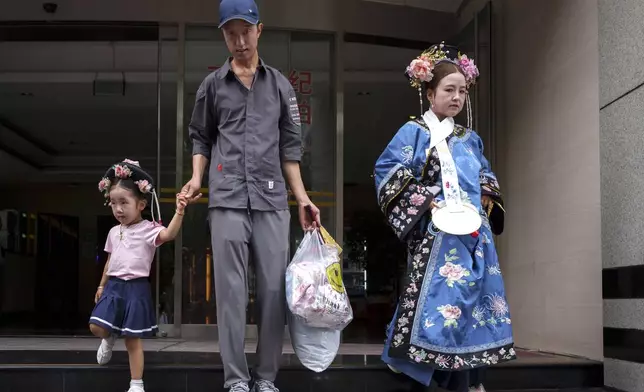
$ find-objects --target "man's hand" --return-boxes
[181,177,202,200]
[282,161,321,230]
[298,201,321,231]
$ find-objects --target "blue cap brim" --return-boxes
[218,15,259,28]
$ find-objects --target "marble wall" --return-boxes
[600,0,644,390]
[493,0,603,361]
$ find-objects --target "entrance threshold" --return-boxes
[0,337,604,391]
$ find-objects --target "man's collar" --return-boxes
[218,57,265,79]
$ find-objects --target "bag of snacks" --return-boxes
[285,228,353,330]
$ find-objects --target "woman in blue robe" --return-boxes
[374,44,515,392]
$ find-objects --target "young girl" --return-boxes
[89,159,200,392]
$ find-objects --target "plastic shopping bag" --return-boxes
[285,228,353,330]
[288,312,340,373]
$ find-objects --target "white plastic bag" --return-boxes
[285,229,353,330]
[288,312,340,373]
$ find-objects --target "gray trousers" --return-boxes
[209,207,290,387]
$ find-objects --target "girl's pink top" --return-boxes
[105,220,164,280]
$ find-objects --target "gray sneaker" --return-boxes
[252,380,279,392]
[229,382,250,392]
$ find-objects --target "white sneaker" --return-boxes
[96,335,117,365]
[229,382,250,392]
[127,386,145,392]
[468,385,486,392]
[252,380,279,392]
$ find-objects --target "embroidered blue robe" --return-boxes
[374,118,515,386]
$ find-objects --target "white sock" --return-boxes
[130,379,144,388]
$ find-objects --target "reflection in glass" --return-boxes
[0,24,166,335]
[156,25,179,326]
[181,203,217,324]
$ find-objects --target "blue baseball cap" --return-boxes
[219,0,260,28]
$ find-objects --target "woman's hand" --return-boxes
[482,195,493,210]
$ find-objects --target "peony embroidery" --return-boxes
[439,261,471,288]
[114,164,132,179]
[406,344,516,369]
[409,193,427,206]
[437,304,462,328]
[378,140,516,370]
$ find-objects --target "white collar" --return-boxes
[423,110,455,149]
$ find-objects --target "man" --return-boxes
[181,0,321,391]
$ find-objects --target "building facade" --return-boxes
[0,0,641,390]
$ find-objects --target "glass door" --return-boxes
[286,31,336,264]
[175,26,336,337]
[0,23,167,335]
[156,24,180,336]
[453,2,493,157]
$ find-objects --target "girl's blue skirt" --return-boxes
[89,277,158,338]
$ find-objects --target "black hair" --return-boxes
[423,61,465,92]
[110,178,147,202]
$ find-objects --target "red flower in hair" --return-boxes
[114,164,132,179]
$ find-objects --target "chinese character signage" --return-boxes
[287,70,313,125]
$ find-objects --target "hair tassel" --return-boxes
[466,94,473,130]
[152,189,162,225]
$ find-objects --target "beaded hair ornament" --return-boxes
[97,159,163,224]
[405,42,480,128]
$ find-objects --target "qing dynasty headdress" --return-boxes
[97,159,163,224]
[405,42,479,128]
